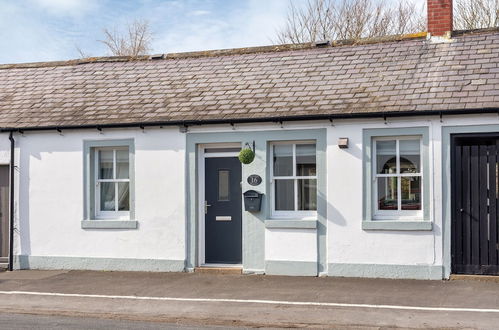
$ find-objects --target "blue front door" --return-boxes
[205,157,242,264]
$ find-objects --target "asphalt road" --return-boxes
[0,270,498,329]
[0,312,234,330]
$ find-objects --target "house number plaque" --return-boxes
[247,174,262,186]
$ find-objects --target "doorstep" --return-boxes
[450,274,499,283]
[194,266,242,275]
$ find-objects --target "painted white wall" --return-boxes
[326,113,499,269]
[265,228,317,262]
[3,113,498,274]
[12,127,186,261]
[327,118,439,266]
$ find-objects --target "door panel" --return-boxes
[204,157,242,264]
[0,165,9,259]
[452,136,499,275]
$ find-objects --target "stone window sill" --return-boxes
[265,219,317,229]
[362,220,432,231]
[81,220,138,229]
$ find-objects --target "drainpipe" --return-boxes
[8,132,14,271]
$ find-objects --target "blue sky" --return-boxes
[0,0,423,64]
[0,0,291,64]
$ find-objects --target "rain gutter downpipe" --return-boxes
[8,131,14,271]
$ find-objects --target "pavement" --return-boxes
[0,270,498,329]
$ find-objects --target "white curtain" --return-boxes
[116,150,129,211]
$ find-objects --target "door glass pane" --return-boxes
[377,177,398,210]
[298,179,317,210]
[273,145,293,176]
[118,182,130,211]
[401,176,421,210]
[218,170,230,201]
[99,150,114,179]
[275,179,294,210]
[296,144,316,176]
[400,139,420,174]
[116,149,129,179]
[376,140,396,174]
[100,182,115,211]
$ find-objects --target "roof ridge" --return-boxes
[2,27,498,70]
[0,32,428,70]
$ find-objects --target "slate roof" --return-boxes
[0,29,499,130]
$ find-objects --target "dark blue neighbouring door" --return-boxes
[205,157,242,264]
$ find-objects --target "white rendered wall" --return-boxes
[7,114,499,274]
[327,118,440,267]
[13,127,186,262]
[265,228,317,262]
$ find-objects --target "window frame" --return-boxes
[83,139,135,224]
[362,127,431,231]
[372,135,423,220]
[94,146,131,220]
[270,140,317,220]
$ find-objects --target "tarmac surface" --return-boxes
[0,270,498,328]
[0,312,233,330]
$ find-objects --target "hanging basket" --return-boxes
[239,141,256,164]
[238,147,255,164]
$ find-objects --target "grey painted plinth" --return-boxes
[15,255,185,272]
[328,263,443,280]
[265,260,317,276]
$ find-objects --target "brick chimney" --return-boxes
[427,0,453,37]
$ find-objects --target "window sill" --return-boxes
[81,220,138,229]
[265,219,317,229]
[362,220,432,231]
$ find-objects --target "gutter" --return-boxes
[8,132,14,271]
[1,108,499,133]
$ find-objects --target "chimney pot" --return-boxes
[427,0,453,37]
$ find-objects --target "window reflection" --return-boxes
[273,145,293,176]
[296,144,316,176]
[378,177,398,210]
[400,140,420,173]
[401,177,421,210]
[376,140,396,174]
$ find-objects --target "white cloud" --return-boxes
[189,10,211,16]
[30,0,98,17]
[152,0,289,53]
[0,0,290,64]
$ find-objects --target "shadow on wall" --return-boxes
[323,137,363,227]
[18,128,185,160]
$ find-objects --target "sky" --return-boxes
[0,0,423,64]
[0,0,293,64]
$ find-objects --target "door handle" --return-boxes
[205,201,211,214]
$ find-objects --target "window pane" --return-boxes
[273,145,293,176]
[99,150,114,179]
[118,182,130,211]
[400,139,420,174]
[275,179,294,210]
[296,144,316,176]
[218,170,230,201]
[116,149,129,179]
[298,179,317,210]
[377,177,398,210]
[401,177,421,210]
[205,147,241,153]
[100,182,115,211]
[376,140,396,174]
